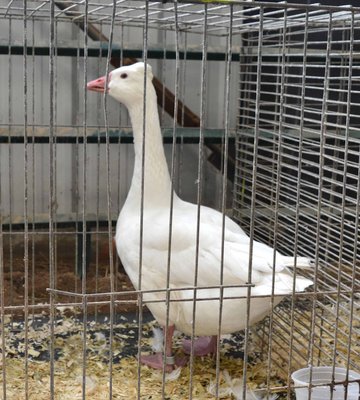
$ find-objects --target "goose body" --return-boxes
[87,62,313,366]
[117,195,311,336]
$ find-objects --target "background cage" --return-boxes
[233,1,360,380]
[0,1,360,399]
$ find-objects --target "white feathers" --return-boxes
[75,375,98,395]
[94,332,106,342]
[164,367,182,382]
[95,61,313,337]
[151,327,164,353]
[208,370,278,400]
[207,380,233,397]
[153,367,182,382]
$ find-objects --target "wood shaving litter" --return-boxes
[0,311,280,399]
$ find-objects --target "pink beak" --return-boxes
[87,75,109,93]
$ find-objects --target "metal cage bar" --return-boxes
[1,1,360,399]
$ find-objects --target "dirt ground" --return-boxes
[1,232,137,316]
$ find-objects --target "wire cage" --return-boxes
[234,0,360,379]
[0,1,360,399]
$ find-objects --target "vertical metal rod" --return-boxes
[115,24,124,286]
[53,19,58,294]
[117,23,125,207]
[177,32,187,197]
[214,5,233,399]
[136,3,150,398]
[286,9,309,399]
[81,3,89,288]
[103,2,117,398]
[94,22,103,322]
[30,16,36,322]
[266,7,288,395]
[308,11,333,400]
[81,2,89,398]
[189,4,207,399]
[7,14,14,327]
[161,1,180,396]
[177,133,184,198]
[0,18,6,381]
[335,13,355,400]
[74,30,80,294]
[267,27,282,247]
[0,206,5,399]
[22,1,29,398]
[242,6,264,399]
[49,0,56,397]
[70,20,80,218]
[160,28,167,126]
[345,9,358,392]
[217,76,226,212]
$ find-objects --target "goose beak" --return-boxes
[87,75,109,93]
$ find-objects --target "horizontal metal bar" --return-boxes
[235,204,359,220]
[47,283,260,299]
[1,300,137,312]
[46,287,360,300]
[0,212,117,228]
[0,41,241,61]
[242,130,360,141]
[0,126,234,144]
[244,46,360,60]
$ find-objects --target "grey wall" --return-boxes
[0,6,240,221]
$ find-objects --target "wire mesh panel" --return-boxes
[1,1,360,399]
[0,1,240,399]
[234,1,360,397]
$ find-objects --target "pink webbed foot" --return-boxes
[140,352,187,372]
[182,335,218,356]
[139,325,187,371]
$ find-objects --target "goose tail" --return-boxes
[274,273,313,293]
[282,256,314,269]
[294,275,314,292]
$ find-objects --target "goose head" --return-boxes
[87,62,154,108]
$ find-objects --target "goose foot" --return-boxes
[182,335,218,356]
[140,352,187,372]
[139,324,187,371]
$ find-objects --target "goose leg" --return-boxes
[140,325,187,371]
[182,335,218,356]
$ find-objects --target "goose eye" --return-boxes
[120,73,128,79]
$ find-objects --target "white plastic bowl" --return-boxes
[291,366,360,400]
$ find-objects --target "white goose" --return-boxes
[87,62,313,370]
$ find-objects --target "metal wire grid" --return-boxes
[234,2,360,395]
[0,1,240,400]
[1,1,360,35]
[0,0,242,33]
[1,3,130,399]
[1,1,360,400]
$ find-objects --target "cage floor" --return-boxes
[1,236,286,399]
[2,302,360,399]
[1,311,285,400]
[3,238,360,398]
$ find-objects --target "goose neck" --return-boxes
[126,99,172,206]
